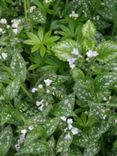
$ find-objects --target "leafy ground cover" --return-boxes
[0,0,117,156]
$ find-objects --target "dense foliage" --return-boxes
[0,0,117,156]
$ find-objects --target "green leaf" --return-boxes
[4,77,20,100]
[52,93,75,116]
[74,79,94,106]
[10,52,27,81]
[1,105,24,125]
[38,27,44,41]
[82,20,96,39]
[43,117,60,138]
[24,126,46,146]
[20,140,52,155]
[95,72,117,91]
[56,133,73,155]
[96,41,117,62]
[0,126,13,156]
[30,9,46,24]
[52,39,80,61]
[27,32,40,41]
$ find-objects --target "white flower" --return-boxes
[0,28,3,33]
[68,124,73,130]
[31,87,37,93]
[7,25,10,29]
[15,144,20,151]
[69,11,78,19]
[86,50,98,58]
[1,52,7,60]
[64,132,71,140]
[67,118,73,125]
[38,104,44,111]
[30,6,36,13]
[36,100,44,106]
[60,116,67,122]
[115,119,117,123]
[36,101,41,106]
[0,18,7,24]
[11,19,21,28]
[38,84,43,89]
[67,58,76,69]
[71,127,78,135]
[72,48,79,56]
[45,0,53,3]
[28,125,34,131]
[44,79,52,86]
[21,129,27,134]
[46,89,50,94]
[70,64,75,69]
[13,28,18,34]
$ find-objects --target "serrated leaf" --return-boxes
[4,77,20,100]
[0,126,13,156]
[52,39,80,61]
[10,52,27,81]
[52,93,75,116]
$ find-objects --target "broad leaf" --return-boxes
[52,39,80,61]
[4,77,20,100]
[96,41,117,62]
[0,126,13,156]
[52,93,75,116]
[10,52,27,81]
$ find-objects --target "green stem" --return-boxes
[20,83,33,100]
[24,0,28,21]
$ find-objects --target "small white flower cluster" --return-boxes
[15,129,27,151]
[67,58,76,69]
[11,19,21,34]
[93,15,100,21]
[31,84,43,93]
[36,99,48,111]
[67,48,82,69]
[0,18,7,24]
[30,6,36,13]
[31,79,52,94]
[0,52,7,60]
[86,50,98,58]
[69,11,78,20]
[61,117,78,139]
[44,0,53,3]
